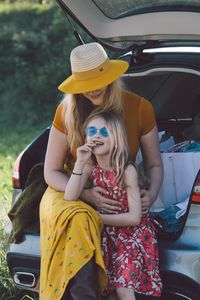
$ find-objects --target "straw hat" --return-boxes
[182,112,200,140]
[58,42,129,94]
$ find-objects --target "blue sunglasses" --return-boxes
[85,126,109,137]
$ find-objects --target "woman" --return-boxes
[40,42,163,300]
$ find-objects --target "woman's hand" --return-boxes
[82,186,121,213]
[140,189,153,215]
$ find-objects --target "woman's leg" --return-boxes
[62,258,98,300]
[116,287,136,300]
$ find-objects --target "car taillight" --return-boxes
[191,171,200,204]
[12,151,24,188]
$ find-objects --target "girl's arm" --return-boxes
[64,163,91,200]
[64,142,94,200]
[100,164,142,226]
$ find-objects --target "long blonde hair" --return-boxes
[62,79,123,152]
[84,111,150,188]
[83,111,130,184]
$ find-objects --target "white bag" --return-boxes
[156,152,200,209]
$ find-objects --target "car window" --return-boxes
[93,0,200,19]
[123,72,200,119]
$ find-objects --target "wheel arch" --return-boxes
[161,270,200,300]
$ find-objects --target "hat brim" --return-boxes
[58,60,129,94]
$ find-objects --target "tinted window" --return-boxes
[93,0,200,19]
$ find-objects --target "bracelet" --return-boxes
[72,171,83,176]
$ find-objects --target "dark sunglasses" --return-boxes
[85,126,109,137]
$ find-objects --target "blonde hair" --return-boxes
[83,111,130,183]
[62,79,123,152]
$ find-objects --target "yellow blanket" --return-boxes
[39,187,107,300]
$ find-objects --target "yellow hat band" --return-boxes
[73,58,111,81]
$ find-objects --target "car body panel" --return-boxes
[57,0,200,50]
[8,234,40,257]
[160,204,200,285]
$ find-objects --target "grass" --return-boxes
[0,126,45,300]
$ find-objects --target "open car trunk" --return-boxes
[12,69,200,239]
[123,69,200,238]
[7,67,200,293]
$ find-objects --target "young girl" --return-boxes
[64,111,162,300]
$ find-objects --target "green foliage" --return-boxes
[0,127,44,300]
[0,2,90,130]
[0,0,52,4]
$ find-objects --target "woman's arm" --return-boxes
[44,126,69,191]
[140,125,164,212]
[100,165,141,226]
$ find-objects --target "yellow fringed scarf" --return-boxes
[39,187,107,300]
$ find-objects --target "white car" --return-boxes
[7,1,200,299]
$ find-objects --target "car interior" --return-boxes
[14,68,200,242]
[123,69,200,239]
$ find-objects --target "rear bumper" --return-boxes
[7,252,40,292]
[6,233,40,292]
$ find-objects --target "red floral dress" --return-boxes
[91,164,162,296]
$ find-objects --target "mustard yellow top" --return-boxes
[53,90,156,161]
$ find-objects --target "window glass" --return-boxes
[93,0,200,19]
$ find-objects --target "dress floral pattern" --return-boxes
[91,164,162,296]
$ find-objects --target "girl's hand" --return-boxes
[76,141,95,164]
[82,186,121,213]
[140,189,153,215]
